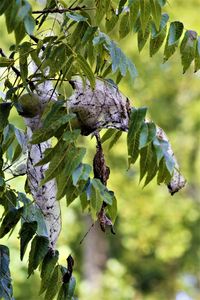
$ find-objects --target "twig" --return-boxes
[29,35,45,51]
[79,222,94,245]
[0,48,20,77]
[32,7,95,14]
[0,48,36,91]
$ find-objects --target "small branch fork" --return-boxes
[0,48,35,91]
[0,48,20,77]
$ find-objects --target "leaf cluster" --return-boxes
[127,107,175,187]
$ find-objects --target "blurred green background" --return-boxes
[0,1,200,299]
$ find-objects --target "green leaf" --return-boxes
[14,21,26,44]
[28,236,49,277]
[65,180,85,206]
[66,276,76,298]
[90,181,103,219]
[67,12,88,22]
[0,0,13,15]
[39,141,70,182]
[0,190,17,211]
[43,144,85,190]
[157,157,171,184]
[157,0,166,6]
[150,0,161,31]
[118,0,127,15]
[164,152,175,175]
[119,12,130,39]
[62,129,81,144]
[127,132,139,166]
[126,57,138,79]
[31,114,75,144]
[0,57,14,68]
[35,141,65,167]
[2,124,15,153]
[0,207,23,238]
[60,55,75,83]
[109,131,122,150]
[168,22,184,46]
[129,0,140,28]
[139,143,153,181]
[106,12,118,33]
[0,245,14,300]
[45,265,62,300]
[16,0,31,23]
[107,195,117,223]
[12,127,26,163]
[153,137,168,163]
[0,103,12,132]
[70,21,88,48]
[82,26,98,45]
[139,122,148,149]
[14,127,26,149]
[41,101,65,128]
[80,192,89,211]
[109,41,122,73]
[19,221,37,261]
[5,1,18,33]
[24,15,36,35]
[72,163,91,186]
[57,284,65,300]
[57,276,76,300]
[101,129,116,143]
[127,107,147,162]
[110,41,137,77]
[76,54,95,89]
[0,177,5,197]
[146,122,156,144]
[180,30,197,73]
[144,148,158,186]
[87,179,114,219]
[163,21,184,62]
[150,13,168,56]
[55,146,86,200]
[137,19,151,52]
[22,201,48,237]
[40,250,59,295]
[153,137,175,175]
[194,36,200,72]
[140,0,151,35]
[19,42,31,85]
[93,32,138,80]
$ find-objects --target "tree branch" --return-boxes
[0,48,20,77]
[32,6,95,15]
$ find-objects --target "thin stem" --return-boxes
[32,7,95,14]
[79,222,95,245]
[0,48,20,77]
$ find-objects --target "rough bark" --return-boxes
[24,78,61,249]
[68,76,130,135]
[68,77,186,194]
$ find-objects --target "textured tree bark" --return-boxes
[24,80,61,249]
[68,77,130,134]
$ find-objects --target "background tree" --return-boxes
[0,0,199,299]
